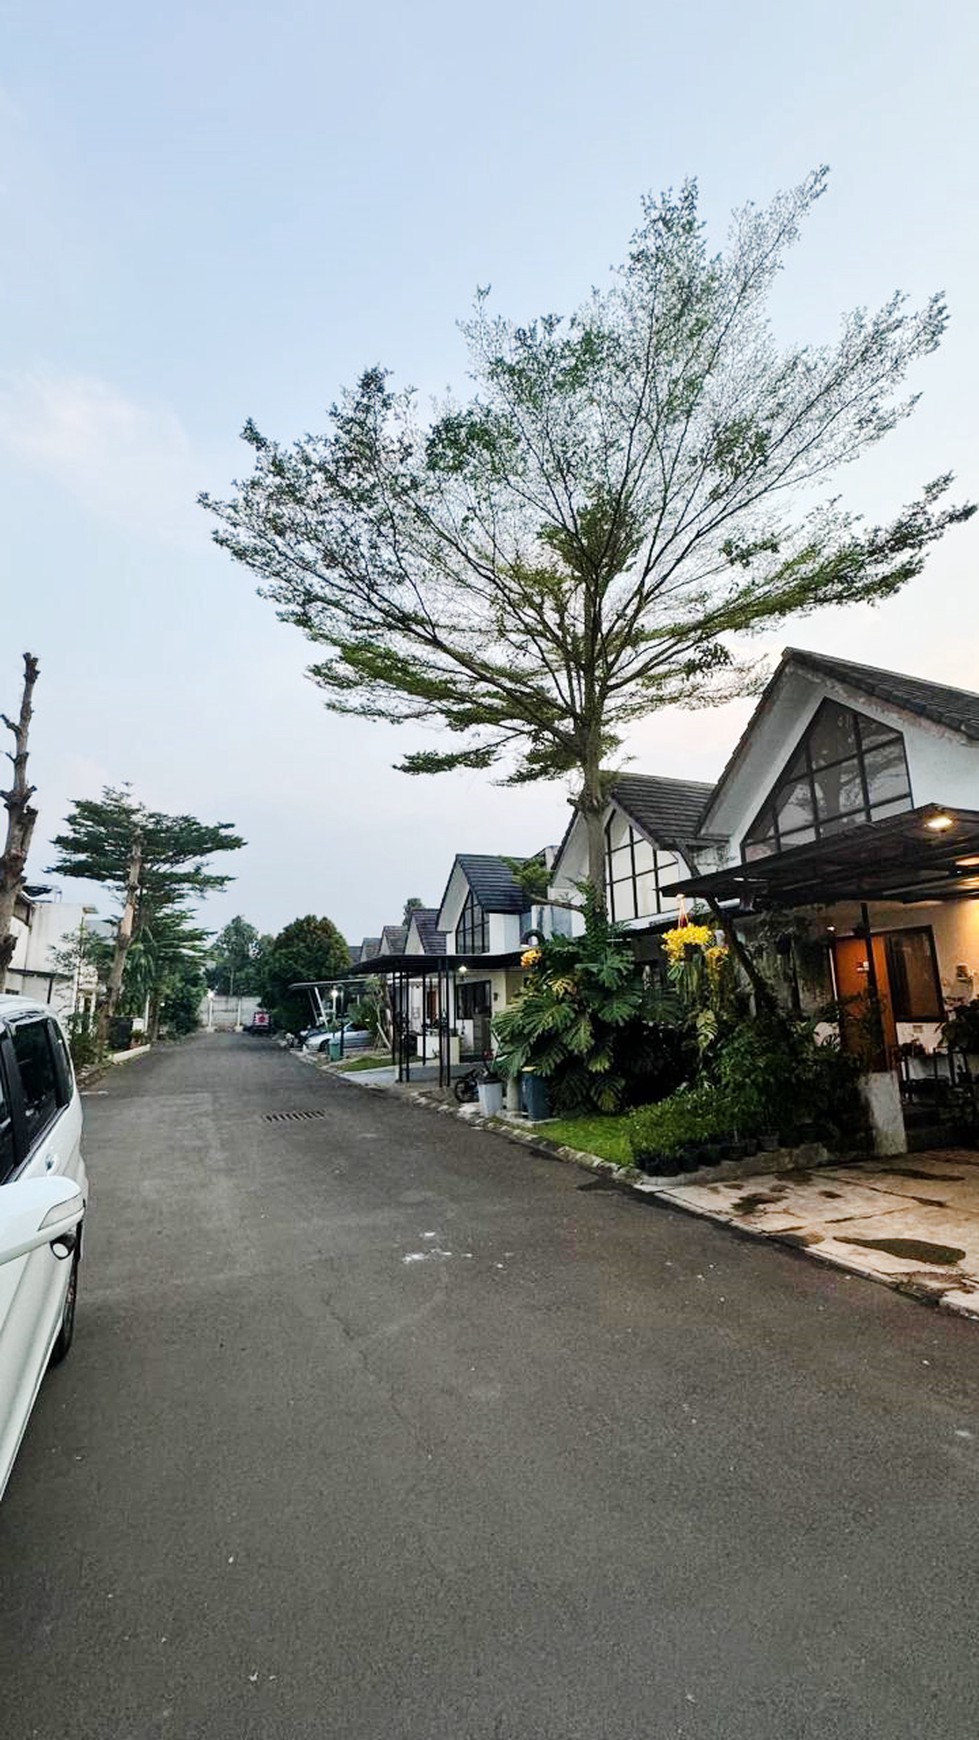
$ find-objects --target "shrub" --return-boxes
[629,1082,739,1166]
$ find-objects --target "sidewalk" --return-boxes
[638,1153,979,1319]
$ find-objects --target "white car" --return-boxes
[0,996,88,1500]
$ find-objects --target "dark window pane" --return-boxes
[858,714,902,751]
[744,803,777,851]
[0,1056,15,1179]
[777,824,818,849]
[775,777,815,836]
[812,758,865,821]
[808,702,859,768]
[885,929,942,1020]
[10,1019,59,1147]
[744,835,778,862]
[820,807,868,838]
[864,739,911,808]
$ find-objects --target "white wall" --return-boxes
[5,900,93,1021]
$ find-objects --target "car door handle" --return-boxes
[44,1153,57,1172]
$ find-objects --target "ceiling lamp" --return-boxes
[925,813,954,832]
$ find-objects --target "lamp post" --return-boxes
[206,988,215,1032]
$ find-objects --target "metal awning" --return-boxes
[666,804,979,910]
[293,951,524,985]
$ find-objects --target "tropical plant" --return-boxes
[492,902,689,1114]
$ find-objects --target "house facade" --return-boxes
[549,774,719,942]
[4,892,98,1022]
[670,649,979,1148]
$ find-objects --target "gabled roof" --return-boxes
[456,854,534,914]
[702,647,979,831]
[785,649,979,741]
[610,773,717,845]
[377,924,408,956]
[406,908,446,955]
[359,936,382,961]
[551,772,718,873]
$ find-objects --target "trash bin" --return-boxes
[521,1070,550,1121]
[328,1038,342,1061]
[477,1078,504,1116]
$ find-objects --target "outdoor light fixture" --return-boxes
[925,813,954,832]
[957,855,979,868]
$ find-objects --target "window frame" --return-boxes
[743,700,912,862]
[455,889,488,955]
[604,815,679,921]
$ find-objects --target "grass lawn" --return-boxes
[334,1053,392,1073]
[541,1112,634,1166]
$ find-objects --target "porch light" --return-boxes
[458,964,468,975]
[925,813,954,832]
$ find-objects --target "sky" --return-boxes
[1,0,977,946]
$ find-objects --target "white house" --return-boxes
[4,892,99,1022]
[669,648,979,1149]
[549,774,719,941]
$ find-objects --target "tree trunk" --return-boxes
[578,745,608,915]
[0,654,40,989]
[97,834,142,1046]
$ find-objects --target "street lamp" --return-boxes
[206,988,215,1031]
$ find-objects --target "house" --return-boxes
[4,890,99,1022]
[435,854,546,1056]
[670,648,979,1151]
[549,773,719,944]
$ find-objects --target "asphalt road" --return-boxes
[2,1034,979,1739]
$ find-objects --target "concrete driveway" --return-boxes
[2,1033,979,1740]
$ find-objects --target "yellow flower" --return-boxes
[662,923,715,963]
[520,947,542,969]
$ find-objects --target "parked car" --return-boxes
[0,997,88,1500]
[305,1023,376,1055]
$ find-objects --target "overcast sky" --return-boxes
[2,0,977,945]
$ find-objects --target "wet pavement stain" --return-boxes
[732,1193,780,1216]
[876,1167,966,1183]
[842,1236,966,1265]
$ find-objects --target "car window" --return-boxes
[47,1020,75,1105]
[0,1054,15,1181]
[10,1019,60,1149]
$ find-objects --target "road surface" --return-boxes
[2,1033,978,1738]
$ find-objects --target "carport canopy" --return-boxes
[665,803,979,911]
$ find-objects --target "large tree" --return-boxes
[259,914,349,1032]
[207,915,268,996]
[49,787,244,1038]
[202,171,973,901]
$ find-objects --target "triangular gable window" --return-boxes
[743,699,912,862]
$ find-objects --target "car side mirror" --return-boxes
[0,1176,85,1267]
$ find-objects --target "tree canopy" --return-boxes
[207,915,268,996]
[49,786,245,1036]
[259,914,350,1031]
[202,170,973,898]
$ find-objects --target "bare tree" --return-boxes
[0,654,40,989]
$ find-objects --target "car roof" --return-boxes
[0,995,56,1022]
